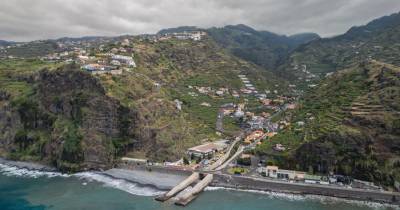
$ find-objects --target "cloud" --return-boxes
[1,0,400,41]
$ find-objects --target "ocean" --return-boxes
[0,163,398,210]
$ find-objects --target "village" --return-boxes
[120,67,381,193]
[1,30,381,194]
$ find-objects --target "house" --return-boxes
[82,64,104,71]
[215,90,224,96]
[223,108,235,116]
[264,166,307,181]
[240,88,253,94]
[261,112,271,118]
[266,166,278,178]
[200,102,211,107]
[277,169,296,180]
[273,144,286,152]
[248,116,266,130]
[260,99,272,106]
[197,86,211,94]
[174,99,183,111]
[232,91,240,98]
[234,108,244,118]
[111,55,136,67]
[244,130,265,144]
[285,103,297,110]
[110,60,121,66]
[297,121,305,126]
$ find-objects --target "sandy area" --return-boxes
[102,168,188,190]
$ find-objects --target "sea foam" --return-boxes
[0,162,163,197]
[74,172,164,196]
[205,186,400,210]
[0,163,69,178]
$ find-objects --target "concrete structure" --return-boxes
[155,172,200,201]
[305,174,322,184]
[266,166,278,178]
[175,174,214,206]
[277,169,296,180]
[187,143,226,160]
[111,54,136,67]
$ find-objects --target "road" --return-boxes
[216,108,224,133]
[215,145,244,171]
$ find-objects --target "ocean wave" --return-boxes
[0,163,69,178]
[0,162,163,197]
[205,186,400,210]
[74,172,164,196]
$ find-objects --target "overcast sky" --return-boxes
[1,0,400,41]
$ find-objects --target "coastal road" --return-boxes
[211,173,400,205]
[206,137,242,171]
[215,145,244,171]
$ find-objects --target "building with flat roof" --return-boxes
[187,142,226,160]
[266,166,278,178]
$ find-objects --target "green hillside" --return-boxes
[256,60,400,188]
[207,24,319,70]
[279,12,400,82]
[0,36,287,171]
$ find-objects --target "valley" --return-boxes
[0,10,399,201]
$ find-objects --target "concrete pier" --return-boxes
[155,172,200,201]
[175,174,214,206]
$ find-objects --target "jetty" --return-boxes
[155,172,200,201]
[175,174,214,206]
[155,136,243,206]
[155,172,214,206]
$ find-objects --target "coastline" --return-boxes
[0,157,57,172]
[1,158,399,207]
[114,163,400,205]
[211,173,400,205]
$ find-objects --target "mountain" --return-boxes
[207,24,320,70]
[157,26,202,35]
[0,40,14,47]
[256,60,400,188]
[281,12,400,82]
[0,35,287,172]
[2,40,59,58]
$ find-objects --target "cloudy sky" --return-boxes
[1,0,400,41]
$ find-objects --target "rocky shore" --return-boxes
[0,158,56,172]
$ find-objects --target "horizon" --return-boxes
[1,0,400,42]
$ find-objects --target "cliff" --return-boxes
[0,65,137,172]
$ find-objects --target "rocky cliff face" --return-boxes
[0,66,138,172]
[0,91,22,155]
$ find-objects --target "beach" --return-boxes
[1,158,399,208]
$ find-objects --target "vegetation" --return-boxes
[278,11,400,83]
[257,61,400,188]
[228,167,249,175]
[207,24,319,70]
